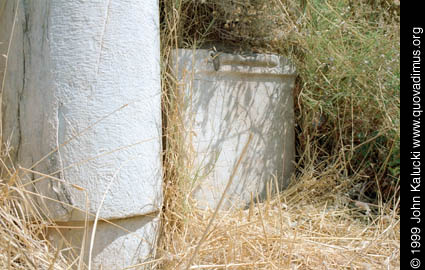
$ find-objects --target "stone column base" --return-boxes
[48,213,160,270]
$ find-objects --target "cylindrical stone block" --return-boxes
[2,0,162,221]
[1,1,162,268]
[173,49,296,210]
[48,214,160,269]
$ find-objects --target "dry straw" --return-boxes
[1,0,399,269]
[158,0,399,269]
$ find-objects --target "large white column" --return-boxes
[173,49,296,210]
[1,0,162,268]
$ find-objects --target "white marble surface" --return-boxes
[1,0,162,222]
[173,49,296,210]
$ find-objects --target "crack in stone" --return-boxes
[55,101,73,219]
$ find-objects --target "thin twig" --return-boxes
[0,0,19,151]
[185,133,253,270]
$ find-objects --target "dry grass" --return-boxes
[158,0,399,269]
[158,176,400,269]
[0,157,400,269]
[157,141,400,269]
[1,0,399,269]
[0,168,70,269]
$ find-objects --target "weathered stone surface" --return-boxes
[1,1,163,267]
[1,0,162,222]
[173,49,296,210]
[0,0,24,164]
[48,214,160,269]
